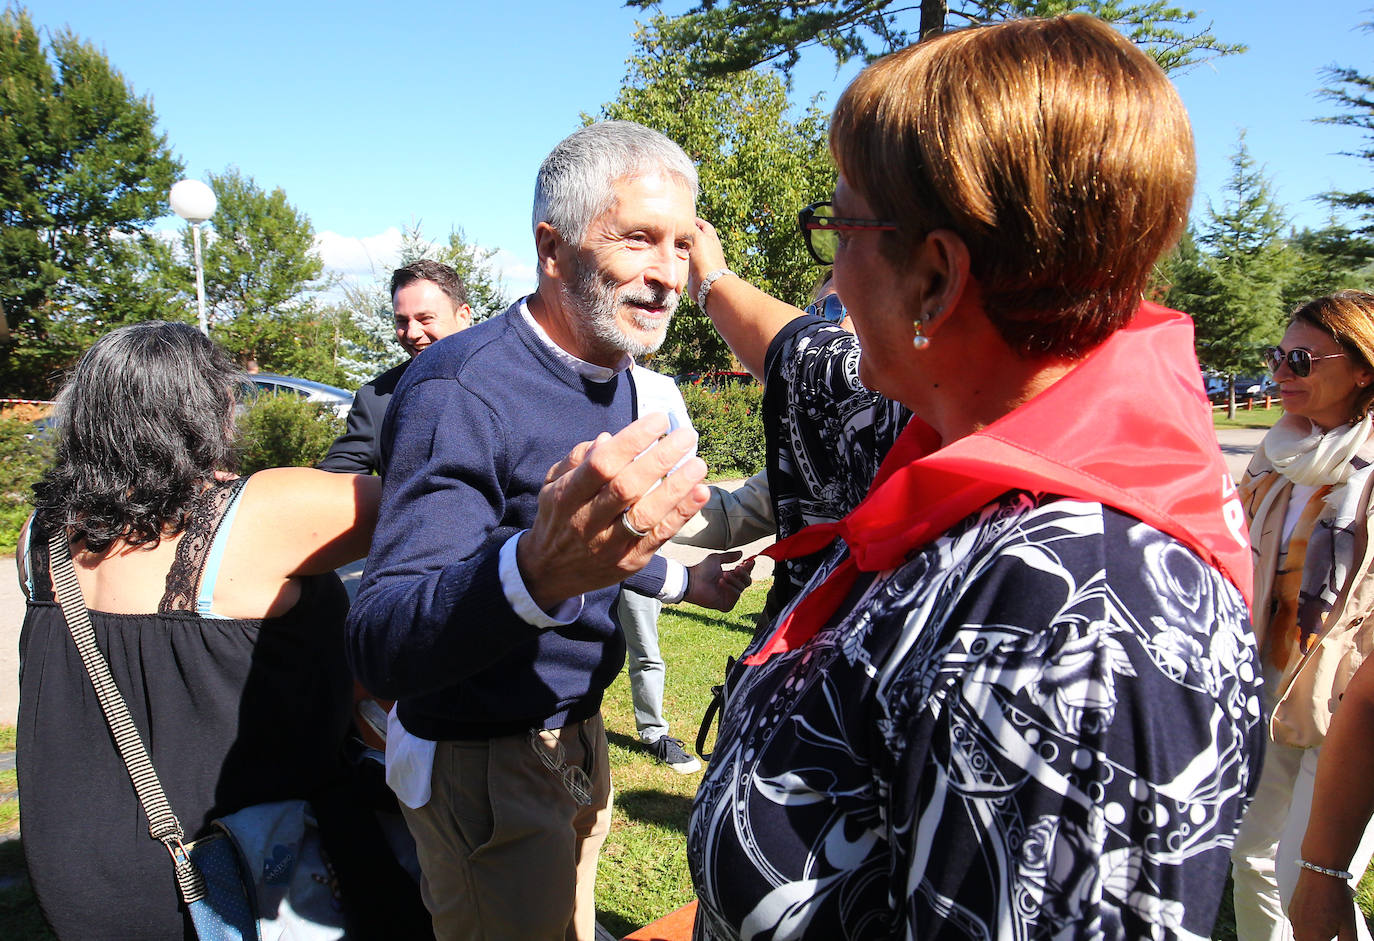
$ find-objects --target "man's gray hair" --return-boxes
[532,121,699,247]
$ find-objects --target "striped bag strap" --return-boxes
[46,528,208,907]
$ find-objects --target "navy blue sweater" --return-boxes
[347,303,657,739]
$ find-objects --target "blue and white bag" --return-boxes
[187,799,347,941]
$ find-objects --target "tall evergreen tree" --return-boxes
[630,0,1243,81]
[1316,18,1374,234]
[1181,134,1296,415]
[0,5,182,393]
[1282,221,1374,310]
[444,228,511,324]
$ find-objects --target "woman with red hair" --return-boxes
[685,15,1263,939]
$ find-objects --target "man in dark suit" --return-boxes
[320,260,472,474]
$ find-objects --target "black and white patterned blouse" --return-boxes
[689,322,1263,940]
[760,320,910,616]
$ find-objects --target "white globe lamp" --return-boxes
[169,179,217,224]
[169,179,217,334]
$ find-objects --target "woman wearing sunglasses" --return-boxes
[1232,290,1374,940]
[682,14,1263,940]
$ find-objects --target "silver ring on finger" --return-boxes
[619,509,650,539]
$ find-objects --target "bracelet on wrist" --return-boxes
[1297,858,1355,881]
[696,268,736,313]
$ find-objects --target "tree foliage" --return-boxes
[190,168,326,326]
[1159,133,1374,417]
[236,392,345,473]
[0,4,182,393]
[1160,136,1298,413]
[630,0,1244,81]
[1192,135,1295,372]
[447,228,511,323]
[1281,222,1374,310]
[600,18,835,373]
[0,413,53,554]
[392,223,510,322]
[1316,18,1374,234]
[680,380,766,477]
[154,167,330,374]
[332,282,400,387]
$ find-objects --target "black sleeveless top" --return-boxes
[17,479,354,940]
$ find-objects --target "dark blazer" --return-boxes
[319,359,410,475]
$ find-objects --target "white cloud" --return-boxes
[314,227,404,281]
[309,229,534,306]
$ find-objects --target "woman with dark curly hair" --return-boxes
[1232,290,1374,940]
[683,14,1263,939]
[16,321,382,939]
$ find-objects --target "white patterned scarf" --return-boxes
[1262,412,1374,654]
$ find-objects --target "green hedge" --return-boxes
[237,394,345,473]
[0,418,54,555]
[680,381,765,480]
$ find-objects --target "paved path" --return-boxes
[0,430,1268,728]
[1,552,22,728]
[1217,426,1266,481]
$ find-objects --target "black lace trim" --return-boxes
[158,479,247,614]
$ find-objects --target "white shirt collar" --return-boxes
[519,296,632,383]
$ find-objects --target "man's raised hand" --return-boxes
[519,413,710,611]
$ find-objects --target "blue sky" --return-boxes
[28,1,1374,300]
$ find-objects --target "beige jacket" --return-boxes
[672,470,776,551]
[1245,448,1374,747]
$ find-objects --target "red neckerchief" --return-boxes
[745,301,1252,665]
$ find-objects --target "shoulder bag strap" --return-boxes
[46,528,208,907]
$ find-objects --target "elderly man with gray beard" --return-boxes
[346,121,751,941]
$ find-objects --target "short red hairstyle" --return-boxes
[830,14,1196,358]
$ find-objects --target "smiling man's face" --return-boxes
[558,171,696,362]
[393,278,470,358]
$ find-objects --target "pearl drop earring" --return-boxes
[912,313,932,351]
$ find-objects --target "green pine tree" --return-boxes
[1282,221,1374,310]
[1315,18,1374,234]
[1183,134,1297,417]
[334,221,510,385]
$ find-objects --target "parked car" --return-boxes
[674,370,756,389]
[25,415,54,441]
[1206,374,1277,406]
[241,373,353,419]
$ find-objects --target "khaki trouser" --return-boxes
[400,714,614,941]
[1232,740,1374,940]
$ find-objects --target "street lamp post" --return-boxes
[169,179,217,336]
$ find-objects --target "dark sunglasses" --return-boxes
[797,201,898,265]
[805,293,847,323]
[1263,345,1348,377]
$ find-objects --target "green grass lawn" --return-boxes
[1213,404,1283,430]
[593,582,766,935]
[0,721,17,838]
